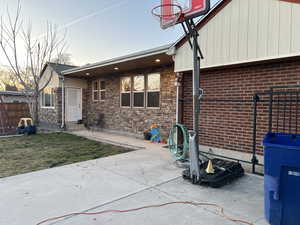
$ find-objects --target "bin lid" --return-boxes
[263,133,300,151]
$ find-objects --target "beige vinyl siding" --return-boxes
[39,67,59,90]
[174,0,300,72]
[65,78,87,89]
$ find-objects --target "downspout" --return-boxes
[174,72,183,146]
[167,47,181,124]
[175,72,183,124]
[61,75,65,129]
[176,78,180,124]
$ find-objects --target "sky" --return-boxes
[0,0,219,67]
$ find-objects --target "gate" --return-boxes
[0,103,30,135]
[252,85,300,175]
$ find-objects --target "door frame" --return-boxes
[65,87,82,122]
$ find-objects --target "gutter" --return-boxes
[62,44,172,75]
[60,75,65,129]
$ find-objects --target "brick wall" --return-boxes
[182,58,300,155]
[86,66,177,139]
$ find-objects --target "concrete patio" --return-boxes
[0,131,268,225]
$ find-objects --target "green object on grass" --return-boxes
[168,124,189,160]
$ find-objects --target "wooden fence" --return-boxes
[0,103,31,135]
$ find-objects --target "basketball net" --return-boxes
[151,4,183,30]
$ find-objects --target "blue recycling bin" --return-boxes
[263,133,300,225]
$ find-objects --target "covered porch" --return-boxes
[61,45,177,139]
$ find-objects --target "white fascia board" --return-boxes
[174,53,300,72]
[62,44,172,75]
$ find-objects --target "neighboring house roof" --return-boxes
[62,44,173,76]
[0,90,33,96]
[40,62,77,77]
[47,62,77,74]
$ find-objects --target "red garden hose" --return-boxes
[36,201,255,225]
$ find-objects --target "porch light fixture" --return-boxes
[114,67,119,70]
[86,72,90,76]
[155,59,161,63]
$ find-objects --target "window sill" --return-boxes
[41,106,55,109]
[119,106,161,110]
[147,107,160,109]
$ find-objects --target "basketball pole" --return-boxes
[182,19,203,183]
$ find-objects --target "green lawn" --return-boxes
[0,132,133,178]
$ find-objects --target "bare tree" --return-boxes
[0,0,67,123]
[0,68,19,90]
[53,53,73,65]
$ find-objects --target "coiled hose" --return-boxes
[168,124,190,160]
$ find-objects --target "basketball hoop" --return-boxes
[151,4,184,29]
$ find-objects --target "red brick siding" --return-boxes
[182,58,300,154]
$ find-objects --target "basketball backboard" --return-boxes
[153,0,210,29]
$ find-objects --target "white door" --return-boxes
[66,88,82,122]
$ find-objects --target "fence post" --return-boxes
[268,88,274,133]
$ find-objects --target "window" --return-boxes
[147,73,160,108]
[120,74,160,108]
[120,77,131,107]
[93,80,106,101]
[99,81,106,100]
[92,81,99,101]
[133,75,144,107]
[41,88,55,108]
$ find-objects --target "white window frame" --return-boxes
[120,76,132,108]
[146,73,160,109]
[40,88,55,109]
[99,80,106,101]
[92,80,99,102]
[132,75,145,108]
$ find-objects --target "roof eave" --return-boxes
[62,44,172,75]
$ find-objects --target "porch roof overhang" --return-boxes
[62,44,173,78]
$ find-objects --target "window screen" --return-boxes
[99,81,106,100]
[93,91,99,101]
[93,81,99,101]
[133,92,144,107]
[121,93,131,107]
[41,88,54,107]
[147,74,160,108]
[147,92,160,108]
[100,81,106,90]
[121,77,131,107]
[133,75,144,107]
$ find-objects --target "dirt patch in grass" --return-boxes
[0,132,133,178]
